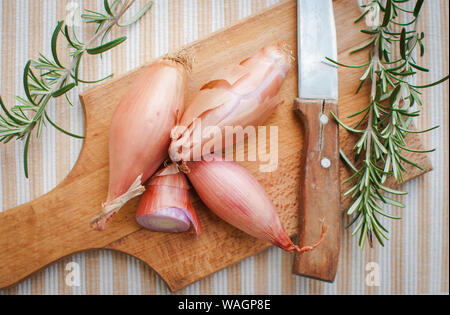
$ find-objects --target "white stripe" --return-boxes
[70,0,84,170]
[211,0,225,32]
[238,0,252,20]
[184,0,198,44]
[42,0,57,196]
[14,0,30,204]
[240,255,254,294]
[99,250,114,295]
[404,181,418,294]
[184,275,197,294]
[427,0,444,294]
[267,247,281,294]
[379,202,392,295]
[127,256,142,295]
[126,0,140,70]
[14,0,30,296]
[153,0,169,57]
[322,276,337,295]
[352,236,364,294]
[212,268,227,295]
[266,0,279,7]
[40,0,59,295]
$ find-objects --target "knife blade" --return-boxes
[293,0,342,282]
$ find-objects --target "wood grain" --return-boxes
[293,98,341,282]
[0,0,432,292]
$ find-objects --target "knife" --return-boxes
[293,0,342,282]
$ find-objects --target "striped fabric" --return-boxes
[0,0,448,295]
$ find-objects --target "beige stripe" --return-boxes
[390,195,404,294]
[337,216,351,294]
[309,278,323,295]
[85,251,100,294]
[281,250,296,294]
[227,262,241,294]
[416,2,431,294]
[141,0,154,64]
[139,262,156,294]
[55,0,71,184]
[252,0,266,13]
[197,0,211,40]
[112,252,126,294]
[224,0,239,26]
[440,0,449,294]
[53,0,72,296]
[30,271,45,295]
[254,250,268,294]
[389,14,405,294]
[27,0,43,199]
[199,274,213,295]
[169,0,183,51]
[27,0,44,296]
[111,3,128,76]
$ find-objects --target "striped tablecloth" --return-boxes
[0,0,448,295]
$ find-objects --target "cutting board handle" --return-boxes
[293,98,342,282]
[0,152,143,289]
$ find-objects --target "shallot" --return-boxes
[185,157,325,254]
[136,164,200,234]
[91,58,187,231]
[169,45,292,164]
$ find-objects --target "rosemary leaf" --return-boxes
[0,0,152,178]
[86,36,127,55]
[333,0,449,248]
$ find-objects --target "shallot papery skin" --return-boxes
[169,45,292,163]
[136,165,201,234]
[186,158,325,254]
[91,59,187,231]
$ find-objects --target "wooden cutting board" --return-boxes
[0,0,432,292]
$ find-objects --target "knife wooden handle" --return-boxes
[293,97,342,282]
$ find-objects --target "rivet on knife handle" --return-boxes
[293,98,341,282]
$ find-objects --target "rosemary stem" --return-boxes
[337,0,448,248]
[26,0,135,136]
[365,38,379,162]
[50,0,133,96]
[1,0,152,178]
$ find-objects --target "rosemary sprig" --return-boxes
[329,0,449,248]
[0,0,152,178]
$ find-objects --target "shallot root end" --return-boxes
[91,174,146,231]
[178,161,191,174]
[295,219,327,255]
[166,49,194,73]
